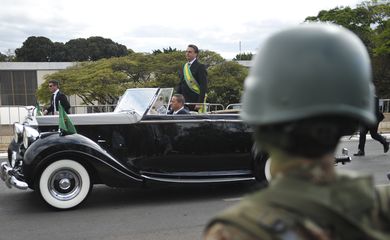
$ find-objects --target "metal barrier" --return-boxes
[185,103,225,112]
[226,103,242,110]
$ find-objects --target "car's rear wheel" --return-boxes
[37,159,92,209]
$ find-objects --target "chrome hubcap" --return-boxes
[59,178,71,190]
[48,168,82,201]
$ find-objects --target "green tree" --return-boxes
[36,54,155,105]
[15,36,130,62]
[36,50,246,107]
[207,61,248,106]
[0,52,7,61]
[51,42,67,62]
[15,36,54,61]
[305,0,390,98]
[198,50,225,67]
[0,49,16,62]
[65,38,90,61]
[84,36,128,61]
[147,50,184,88]
[233,52,253,61]
[152,46,178,55]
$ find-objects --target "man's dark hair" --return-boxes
[48,80,59,87]
[188,44,199,54]
[173,94,185,105]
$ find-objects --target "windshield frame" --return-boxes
[114,88,159,115]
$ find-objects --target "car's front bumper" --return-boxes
[0,161,28,190]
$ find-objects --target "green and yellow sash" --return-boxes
[183,63,200,94]
[183,62,207,113]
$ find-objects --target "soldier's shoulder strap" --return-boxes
[206,192,305,240]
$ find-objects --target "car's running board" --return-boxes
[140,173,254,183]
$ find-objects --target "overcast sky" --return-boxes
[0,0,363,59]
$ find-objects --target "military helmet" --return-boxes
[241,24,376,126]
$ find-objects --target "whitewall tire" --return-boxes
[38,160,91,209]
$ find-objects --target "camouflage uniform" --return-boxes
[205,171,390,240]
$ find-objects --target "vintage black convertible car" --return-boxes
[1,88,270,209]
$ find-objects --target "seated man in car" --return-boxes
[168,94,190,115]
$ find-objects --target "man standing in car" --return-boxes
[177,44,208,112]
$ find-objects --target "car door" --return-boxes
[126,114,252,174]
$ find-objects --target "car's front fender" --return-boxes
[22,133,143,187]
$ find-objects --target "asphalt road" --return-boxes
[0,138,389,240]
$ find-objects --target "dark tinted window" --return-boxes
[0,70,37,105]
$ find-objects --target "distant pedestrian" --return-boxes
[354,96,389,156]
[176,44,208,112]
[43,80,70,115]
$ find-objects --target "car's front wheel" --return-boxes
[37,159,92,210]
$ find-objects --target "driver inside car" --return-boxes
[168,94,190,115]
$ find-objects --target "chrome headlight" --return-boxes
[22,126,39,149]
[13,123,24,143]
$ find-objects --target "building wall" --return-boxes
[0,70,37,106]
[0,62,76,107]
[37,70,58,86]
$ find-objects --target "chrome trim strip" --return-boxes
[43,150,143,182]
[141,174,254,183]
[139,119,243,124]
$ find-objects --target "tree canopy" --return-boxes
[15,36,129,62]
[233,52,253,61]
[36,50,247,107]
[207,61,248,104]
[0,49,17,62]
[0,52,7,61]
[305,0,390,98]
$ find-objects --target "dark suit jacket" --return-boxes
[168,108,190,115]
[375,96,385,123]
[176,59,208,105]
[47,91,70,114]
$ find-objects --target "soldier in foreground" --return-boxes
[204,24,390,239]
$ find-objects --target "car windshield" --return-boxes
[147,88,173,115]
[114,88,158,115]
